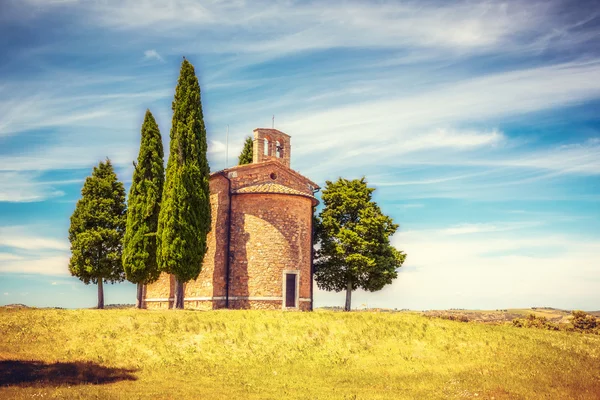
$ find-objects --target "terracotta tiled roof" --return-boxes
[233,183,319,205]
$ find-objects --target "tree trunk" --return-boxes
[344,279,352,311]
[136,282,144,309]
[97,279,104,309]
[174,277,185,309]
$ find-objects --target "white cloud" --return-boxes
[314,227,600,310]
[371,169,498,188]
[440,221,542,235]
[284,60,600,178]
[0,1,598,210]
[0,253,23,261]
[0,225,70,275]
[398,128,505,153]
[0,255,70,275]
[0,226,69,251]
[0,172,77,202]
[49,280,71,285]
[397,204,424,209]
[0,79,170,139]
[18,0,592,58]
[143,49,164,62]
[3,293,8,296]
[1,58,598,205]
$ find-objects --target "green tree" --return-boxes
[157,58,211,309]
[314,177,406,311]
[238,136,253,165]
[122,110,165,308]
[68,159,127,309]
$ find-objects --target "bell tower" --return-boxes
[252,128,291,168]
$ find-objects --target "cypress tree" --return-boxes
[157,58,211,309]
[68,159,127,309]
[122,110,165,308]
[238,136,254,165]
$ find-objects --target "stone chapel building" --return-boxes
[143,128,320,311]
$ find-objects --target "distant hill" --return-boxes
[0,304,136,310]
[2,304,29,309]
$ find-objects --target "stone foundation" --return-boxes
[143,298,311,311]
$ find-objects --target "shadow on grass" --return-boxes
[0,360,137,387]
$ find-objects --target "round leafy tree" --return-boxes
[314,177,406,311]
[68,159,127,309]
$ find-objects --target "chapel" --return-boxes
[143,128,319,310]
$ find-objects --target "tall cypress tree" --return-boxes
[68,159,127,309]
[238,136,253,165]
[123,110,165,308]
[157,58,211,309]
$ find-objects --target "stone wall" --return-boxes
[252,128,291,168]
[143,174,230,309]
[228,193,313,308]
[143,158,315,311]
[228,161,317,196]
[183,174,229,303]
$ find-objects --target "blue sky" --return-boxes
[0,0,599,310]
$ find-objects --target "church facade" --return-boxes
[143,128,320,310]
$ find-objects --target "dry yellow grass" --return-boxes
[1,308,599,399]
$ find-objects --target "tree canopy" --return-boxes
[68,159,127,309]
[314,177,406,311]
[122,109,165,308]
[157,58,211,309]
[238,136,253,165]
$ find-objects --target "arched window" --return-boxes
[263,138,269,155]
[275,141,281,158]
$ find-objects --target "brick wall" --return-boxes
[228,161,316,196]
[143,163,315,311]
[144,174,230,309]
[252,128,291,168]
[229,193,313,307]
[183,175,229,301]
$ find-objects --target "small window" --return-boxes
[270,172,277,180]
[275,141,281,158]
[263,138,269,155]
[285,273,297,308]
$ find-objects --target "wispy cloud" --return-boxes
[440,221,542,235]
[143,49,164,62]
[397,203,424,209]
[314,226,600,309]
[0,226,69,251]
[0,225,69,275]
[284,60,600,181]
[0,253,23,261]
[0,172,79,202]
[385,227,600,309]
[17,0,598,57]
[0,255,69,275]
[0,78,170,139]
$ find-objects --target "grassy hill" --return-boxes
[1,308,599,399]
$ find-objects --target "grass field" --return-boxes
[1,308,600,399]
